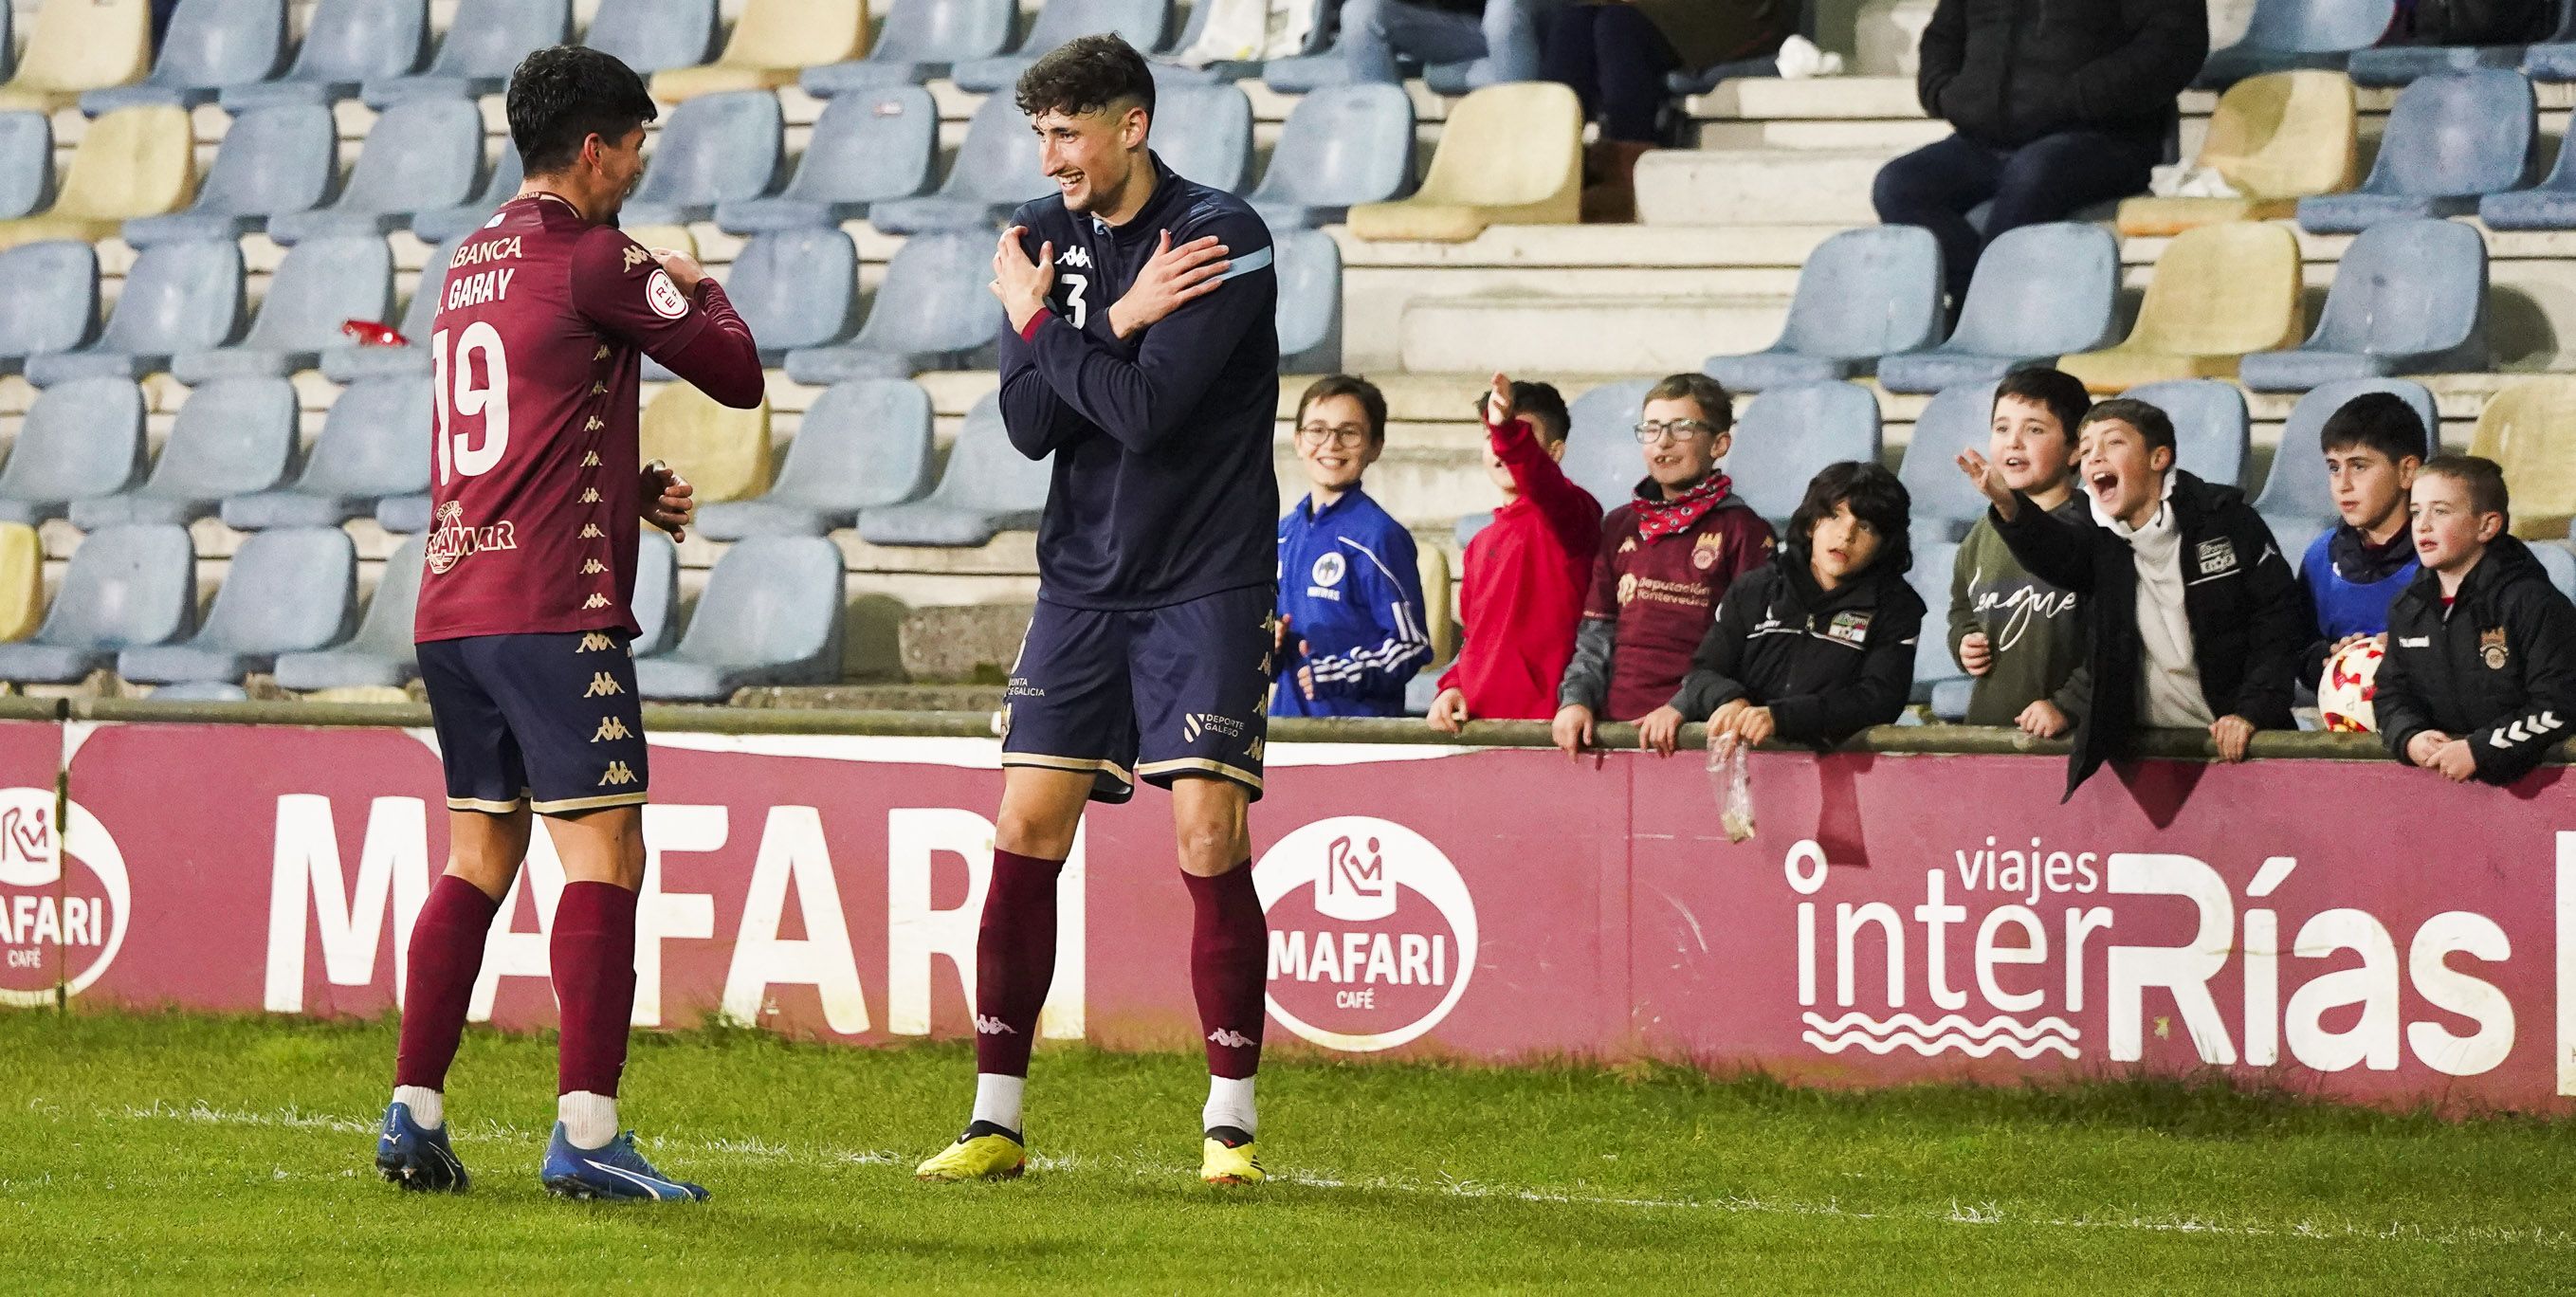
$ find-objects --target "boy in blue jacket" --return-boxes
[1273,375,1434,717]
[2296,392,2427,689]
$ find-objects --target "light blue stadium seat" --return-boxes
[801,0,1015,93]
[1727,382,1884,526]
[119,527,356,684]
[782,230,996,382]
[2199,0,2396,88]
[1894,380,2001,547]
[266,99,484,243]
[0,524,195,684]
[81,0,289,113]
[362,0,569,104]
[1702,227,1944,392]
[650,228,851,381]
[172,235,391,381]
[631,528,680,657]
[1876,223,2118,394]
[2240,219,2488,391]
[584,0,720,77]
[2252,379,2439,529]
[1247,82,1413,229]
[1275,227,1341,373]
[0,1,10,82]
[2355,0,2568,84]
[2296,70,2535,232]
[2122,378,2252,488]
[716,87,936,231]
[0,241,99,374]
[375,494,431,533]
[1156,82,1253,193]
[410,149,523,246]
[856,393,1048,546]
[697,378,936,539]
[1909,539,1964,710]
[26,240,241,386]
[1560,378,1655,508]
[72,376,297,528]
[2524,1,2576,78]
[324,236,464,382]
[949,0,1171,93]
[274,536,424,690]
[634,536,847,699]
[618,91,783,227]
[148,682,252,701]
[2477,113,2576,227]
[868,95,1039,234]
[2534,539,2576,599]
[0,377,145,524]
[220,0,429,109]
[122,104,336,247]
[221,374,429,527]
[0,111,52,220]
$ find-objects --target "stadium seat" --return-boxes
[802,0,1015,93]
[2526,1,2576,80]
[2122,378,2252,488]
[0,523,193,684]
[1247,82,1414,229]
[1878,225,2116,394]
[0,377,146,523]
[2238,218,2488,391]
[1894,380,2001,546]
[24,239,241,385]
[2468,376,2576,538]
[2252,377,2439,527]
[324,236,464,382]
[0,104,195,249]
[266,99,484,243]
[1275,227,1342,374]
[411,150,524,246]
[584,0,721,77]
[121,104,336,247]
[118,527,356,685]
[857,392,1048,546]
[634,535,846,699]
[1909,539,1964,709]
[618,92,784,227]
[2198,0,2395,88]
[274,536,424,690]
[715,87,936,232]
[173,235,392,381]
[0,241,100,374]
[221,374,429,527]
[697,380,936,539]
[2056,222,2303,393]
[1703,227,1943,392]
[362,0,569,105]
[1726,382,1884,526]
[1349,82,1581,242]
[1560,378,1654,508]
[2534,539,2576,600]
[2295,70,2535,233]
[782,229,996,382]
[0,0,10,82]
[649,228,852,380]
[867,94,1038,234]
[221,0,428,110]
[0,111,48,220]
[649,0,870,101]
[2116,72,2358,236]
[81,0,288,113]
[0,524,41,644]
[631,527,681,658]
[71,376,298,528]
[0,0,151,113]
[375,494,431,534]
[641,386,772,503]
[2351,0,2563,86]
[2476,123,2576,228]
[949,0,1171,93]
[1155,83,1253,194]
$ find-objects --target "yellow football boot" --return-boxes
[1200,1127,1265,1185]
[915,1122,1028,1181]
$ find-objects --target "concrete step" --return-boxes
[1398,294,1781,374]
[1636,150,1890,227]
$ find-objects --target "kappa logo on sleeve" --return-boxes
[621,244,652,271]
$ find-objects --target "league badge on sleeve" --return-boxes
[646,269,688,320]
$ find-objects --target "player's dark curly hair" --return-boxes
[1014,32,1156,122]
[507,45,658,176]
[1783,461,1913,577]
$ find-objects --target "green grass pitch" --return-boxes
[6,1010,2574,1293]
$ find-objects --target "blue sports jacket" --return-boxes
[1272,487,1432,717]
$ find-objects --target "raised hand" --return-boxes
[1956,448,2020,521]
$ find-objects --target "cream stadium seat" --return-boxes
[649,0,869,101]
[2056,222,2304,394]
[642,385,773,502]
[0,105,196,250]
[2468,377,2576,539]
[0,523,42,643]
[1417,544,1454,666]
[2117,71,2358,237]
[1348,82,1580,243]
[0,0,153,113]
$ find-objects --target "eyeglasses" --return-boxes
[1296,423,1372,448]
[1633,419,1716,444]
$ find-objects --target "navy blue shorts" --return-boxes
[1000,585,1274,804]
[419,630,649,815]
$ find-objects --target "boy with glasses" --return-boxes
[1273,375,1434,717]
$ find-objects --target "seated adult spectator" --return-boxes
[2376,456,2576,786]
[1430,374,1599,731]
[1948,368,2093,737]
[1540,1,1798,220]
[1273,375,1434,718]
[1876,0,2208,303]
[1339,0,1542,88]
[1960,396,2304,796]
[2297,392,2429,691]
[1641,461,1925,754]
[1553,373,1778,757]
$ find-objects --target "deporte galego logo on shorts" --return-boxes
[1255,816,1476,1052]
[0,786,131,1005]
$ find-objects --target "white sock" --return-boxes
[393,1085,443,1130]
[559,1090,619,1150]
[972,1073,1026,1135]
[1203,1075,1256,1138]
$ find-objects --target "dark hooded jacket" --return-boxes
[2375,536,2576,786]
[1670,550,1927,747]
[1916,0,2208,149]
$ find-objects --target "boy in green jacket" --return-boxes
[1948,369,2092,736]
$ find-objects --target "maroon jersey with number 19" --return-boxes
[413,193,759,643]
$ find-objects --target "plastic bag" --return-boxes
[1708,733,1756,844]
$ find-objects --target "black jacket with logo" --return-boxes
[1916,0,2208,149]
[1988,469,2307,799]
[2374,536,2576,786]
[1669,554,1927,747]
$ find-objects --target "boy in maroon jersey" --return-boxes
[373,46,760,1203]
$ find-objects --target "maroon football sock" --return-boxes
[973,849,1063,1078]
[1186,865,1267,1080]
[550,880,640,1097]
[393,874,503,1091]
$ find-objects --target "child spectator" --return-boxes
[1553,373,1777,757]
[1639,462,1925,753]
[2297,392,2429,689]
[2375,456,2576,785]
[1960,397,2305,796]
[1948,368,2093,737]
[1272,375,1433,718]
[1428,374,1599,731]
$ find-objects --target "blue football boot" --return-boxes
[539,1123,709,1202]
[375,1101,470,1193]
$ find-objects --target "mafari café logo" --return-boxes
[0,786,130,1005]
[1255,816,1475,1052]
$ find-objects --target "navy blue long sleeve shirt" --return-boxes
[999,154,1281,611]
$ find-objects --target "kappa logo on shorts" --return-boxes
[594,344,612,362]
[584,672,625,698]
[579,487,603,504]
[583,594,611,610]
[582,451,602,467]
[592,716,633,742]
[582,559,608,575]
[585,415,604,433]
[578,632,615,652]
[598,761,638,788]
[580,523,604,539]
